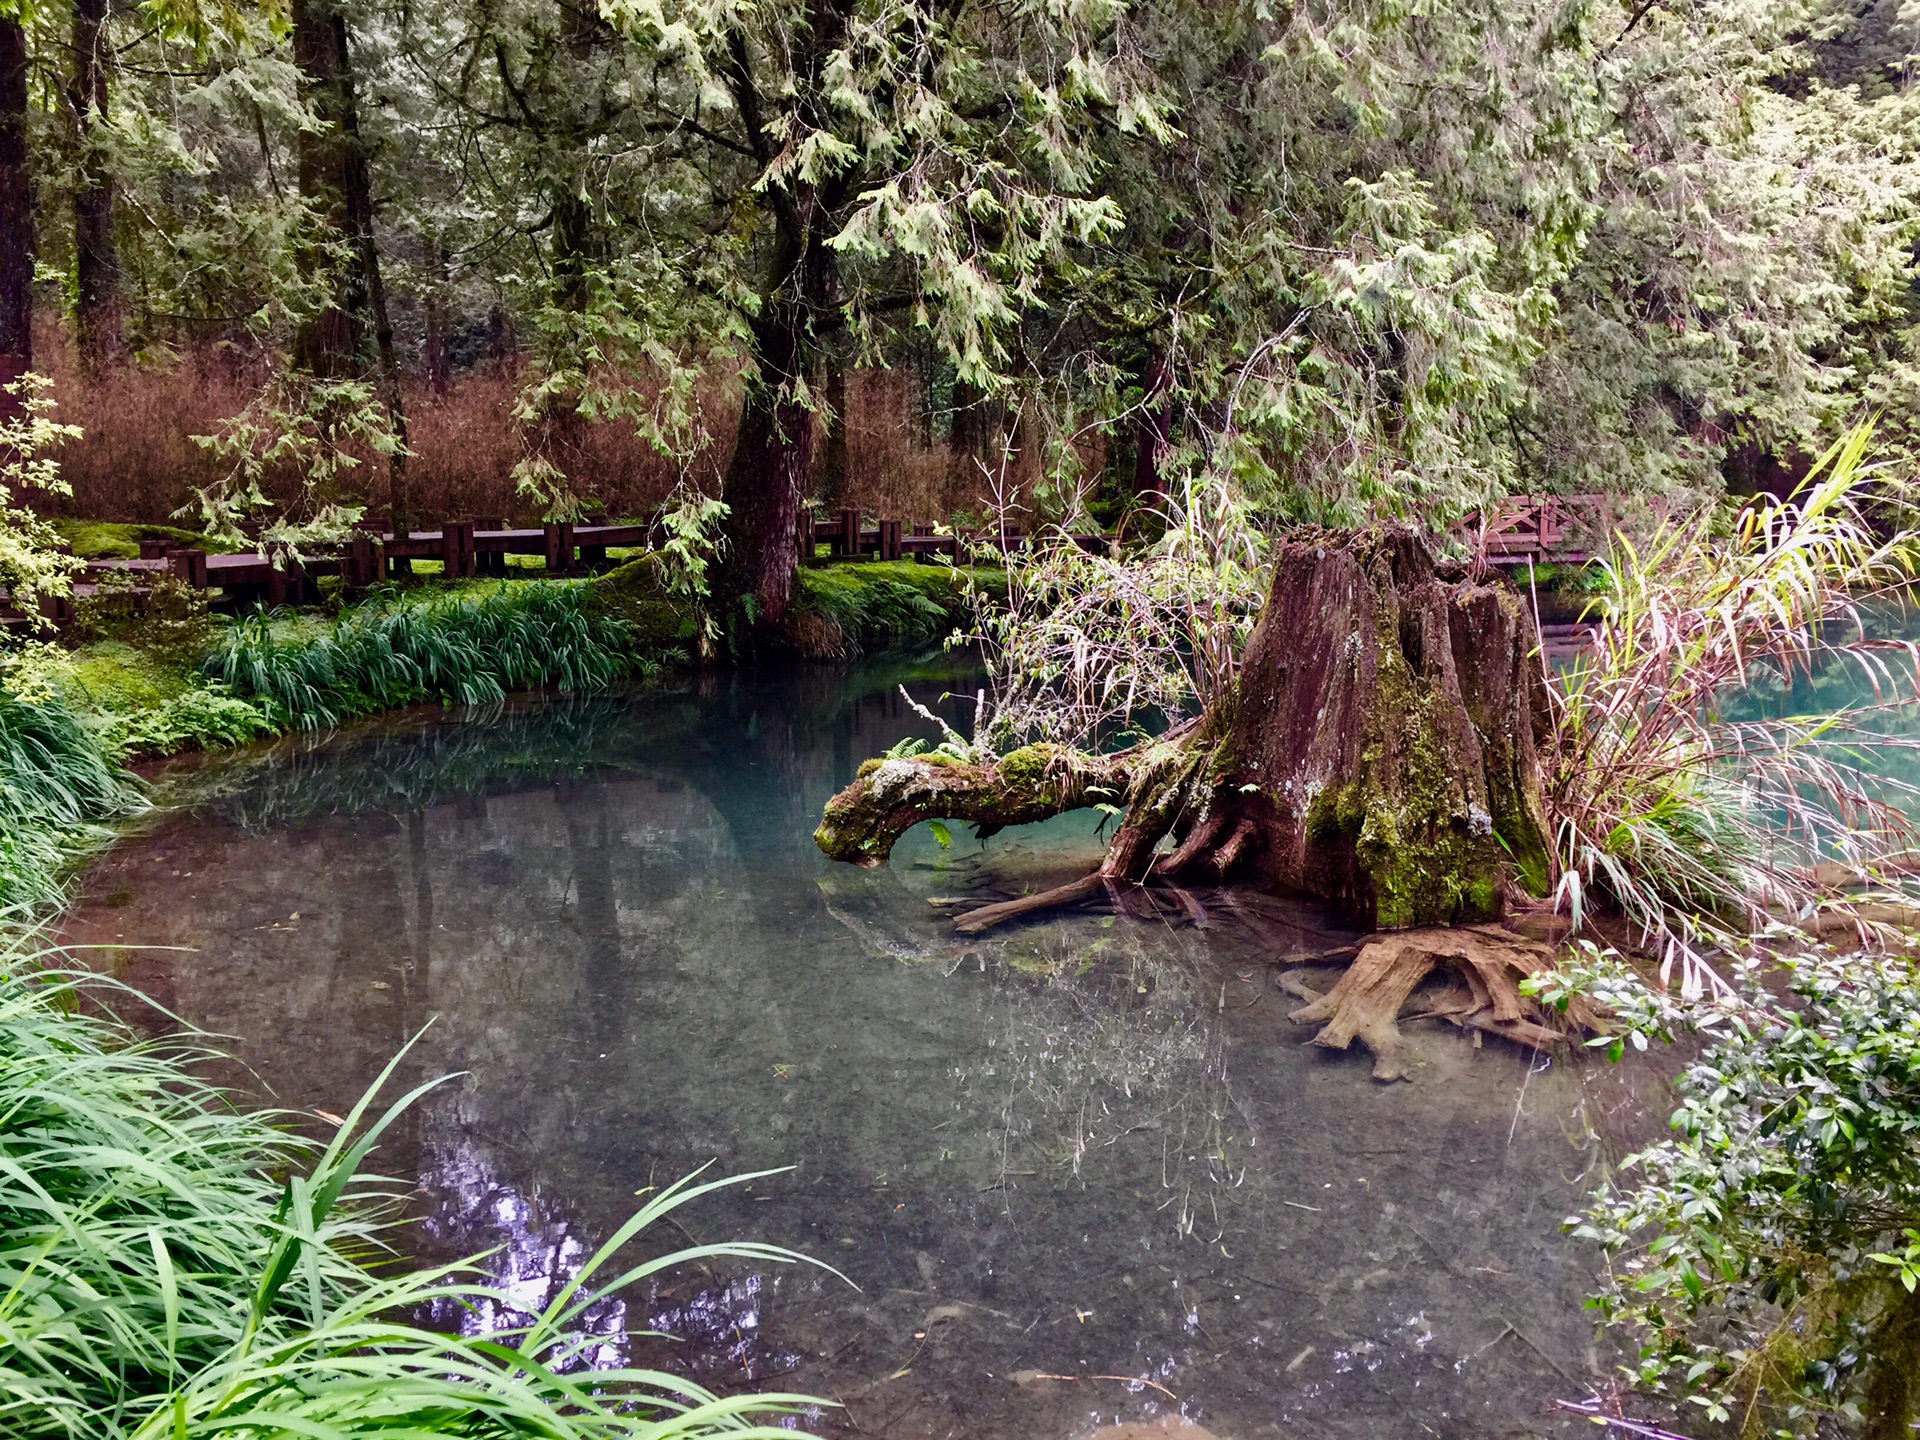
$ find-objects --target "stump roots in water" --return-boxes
[814,526,1576,1072]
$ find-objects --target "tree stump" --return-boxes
[817,526,1552,930]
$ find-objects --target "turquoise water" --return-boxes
[68,654,1628,1440]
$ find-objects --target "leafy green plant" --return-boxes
[185,371,395,556]
[794,563,967,655]
[202,581,638,729]
[0,375,85,626]
[0,687,142,914]
[97,683,278,757]
[0,954,827,1440]
[1556,945,1920,1440]
[973,463,1267,750]
[1542,425,1920,994]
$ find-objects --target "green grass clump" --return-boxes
[203,580,641,729]
[794,562,984,653]
[0,956,823,1440]
[0,690,141,913]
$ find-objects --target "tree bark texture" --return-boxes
[713,9,853,632]
[817,526,1552,932]
[1131,346,1171,502]
[719,296,816,626]
[0,17,31,417]
[69,0,121,374]
[291,0,371,378]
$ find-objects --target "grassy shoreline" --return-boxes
[0,549,861,1438]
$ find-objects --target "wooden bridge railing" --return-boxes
[5,496,1613,631]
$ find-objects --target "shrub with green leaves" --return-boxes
[794,562,968,654]
[0,956,825,1440]
[203,581,640,729]
[1560,947,1920,1439]
[96,683,279,757]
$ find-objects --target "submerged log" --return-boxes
[816,527,1552,932]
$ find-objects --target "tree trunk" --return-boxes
[818,526,1551,927]
[1863,1281,1920,1440]
[69,0,121,375]
[718,297,814,626]
[816,527,1559,1073]
[1131,346,1171,503]
[291,0,368,377]
[291,0,408,528]
[0,17,31,420]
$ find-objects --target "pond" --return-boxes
[65,653,1636,1440]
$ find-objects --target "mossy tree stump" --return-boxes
[817,527,1551,930]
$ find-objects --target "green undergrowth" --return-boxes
[0,690,142,914]
[793,561,998,654]
[203,579,648,729]
[51,519,243,559]
[0,946,823,1440]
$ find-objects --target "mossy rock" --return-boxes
[792,561,995,655]
[66,641,195,711]
[53,520,242,559]
[590,557,700,651]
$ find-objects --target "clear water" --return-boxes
[67,653,1632,1440]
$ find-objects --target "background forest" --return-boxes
[5,0,1920,621]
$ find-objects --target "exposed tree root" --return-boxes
[951,873,1106,934]
[1287,924,1587,1081]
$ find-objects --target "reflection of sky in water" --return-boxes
[416,1143,632,1371]
[68,656,1641,1439]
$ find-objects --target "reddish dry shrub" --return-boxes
[32,316,1048,528]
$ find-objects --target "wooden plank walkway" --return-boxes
[6,496,1613,630]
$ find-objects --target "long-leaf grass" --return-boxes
[0,690,142,914]
[0,950,826,1440]
[1544,423,1920,992]
[203,582,639,730]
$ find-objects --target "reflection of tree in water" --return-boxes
[413,1118,805,1387]
[964,919,1253,1247]
[167,695,651,832]
[152,648,983,837]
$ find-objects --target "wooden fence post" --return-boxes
[347,533,379,592]
[837,506,859,560]
[265,546,290,607]
[879,518,902,561]
[168,548,208,590]
[472,516,505,575]
[543,521,575,574]
[797,511,815,562]
[442,520,476,579]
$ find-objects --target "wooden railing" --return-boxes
[5,497,1615,630]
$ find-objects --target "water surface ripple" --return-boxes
[69,654,1623,1440]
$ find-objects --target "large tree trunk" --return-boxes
[718,297,815,626]
[69,0,121,375]
[291,0,410,529]
[819,526,1551,926]
[1131,345,1171,504]
[816,527,1560,1073]
[291,0,369,377]
[712,11,851,635]
[0,17,31,420]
